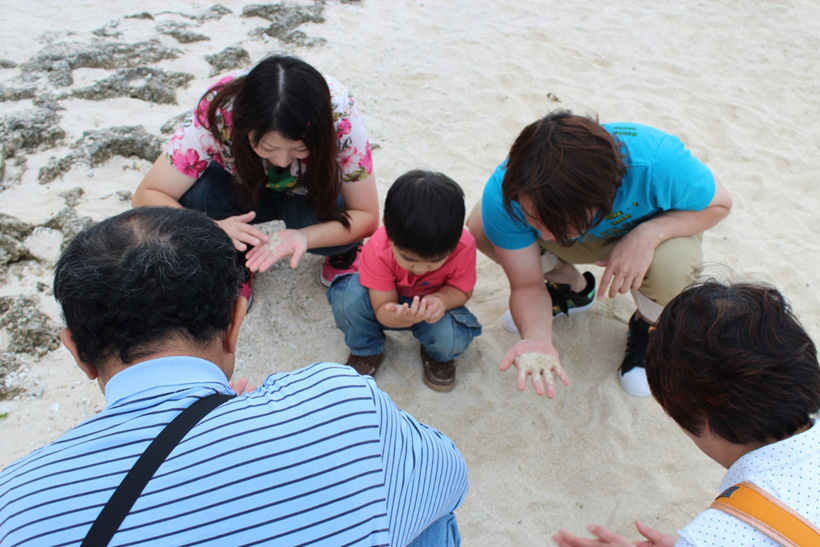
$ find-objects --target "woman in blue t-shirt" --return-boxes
[467,110,732,399]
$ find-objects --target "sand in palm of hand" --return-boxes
[515,352,560,375]
[266,231,282,251]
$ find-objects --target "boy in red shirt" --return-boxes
[326,170,482,391]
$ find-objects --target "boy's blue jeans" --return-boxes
[408,512,461,546]
[326,274,482,362]
[178,161,356,257]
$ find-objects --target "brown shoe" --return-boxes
[420,345,456,392]
[345,353,384,377]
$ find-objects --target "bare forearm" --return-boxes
[300,209,378,250]
[431,286,470,311]
[636,205,731,248]
[637,176,732,247]
[132,187,184,208]
[132,155,196,209]
[510,284,554,343]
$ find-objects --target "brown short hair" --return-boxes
[645,281,820,445]
[502,110,626,245]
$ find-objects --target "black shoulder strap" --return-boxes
[82,393,234,547]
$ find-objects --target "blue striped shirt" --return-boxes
[0,357,467,546]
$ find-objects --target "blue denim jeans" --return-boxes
[178,161,356,257]
[408,512,461,546]
[326,274,482,362]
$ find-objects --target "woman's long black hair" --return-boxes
[200,55,349,227]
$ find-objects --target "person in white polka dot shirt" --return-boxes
[553,280,820,546]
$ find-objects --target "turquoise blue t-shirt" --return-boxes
[482,122,716,250]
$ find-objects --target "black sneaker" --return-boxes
[547,271,596,317]
[502,271,596,333]
[320,242,362,287]
[618,312,652,397]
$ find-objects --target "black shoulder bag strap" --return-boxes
[81,393,234,547]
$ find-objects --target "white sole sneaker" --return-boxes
[619,366,651,397]
[501,301,595,334]
[502,310,519,333]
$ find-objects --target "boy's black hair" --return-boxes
[383,170,465,260]
[54,207,244,368]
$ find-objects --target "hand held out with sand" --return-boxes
[384,295,442,326]
[215,211,269,252]
[500,339,570,398]
[245,229,308,272]
[552,521,677,547]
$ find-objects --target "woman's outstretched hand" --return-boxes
[245,229,308,272]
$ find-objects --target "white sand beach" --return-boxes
[1,1,819,544]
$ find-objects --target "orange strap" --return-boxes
[710,481,820,547]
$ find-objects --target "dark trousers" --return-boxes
[179,162,355,257]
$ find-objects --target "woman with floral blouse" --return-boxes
[133,55,378,307]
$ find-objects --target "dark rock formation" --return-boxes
[0,353,25,400]
[156,21,210,44]
[0,107,65,156]
[0,213,33,241]
[190,4,232,21]
[0,296,60,357]
[20,40,182,87]
[68,66,194,104]
[125,12,154,20]
[0,84,36,102]
[58,187,85,208]
[159,3,232,22]
[0,215,34,271]
[242,2,325,45]
[0,235,28,270]
[205,46,251,76]
[43,208,94,251]
[39,125,164,184]
[93,19,125,38]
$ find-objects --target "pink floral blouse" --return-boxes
[165,70,373,191]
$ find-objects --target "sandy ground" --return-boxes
[1,1,819,544]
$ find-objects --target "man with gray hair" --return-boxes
[0,206,466,546]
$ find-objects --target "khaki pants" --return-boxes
[540,233,704,306]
